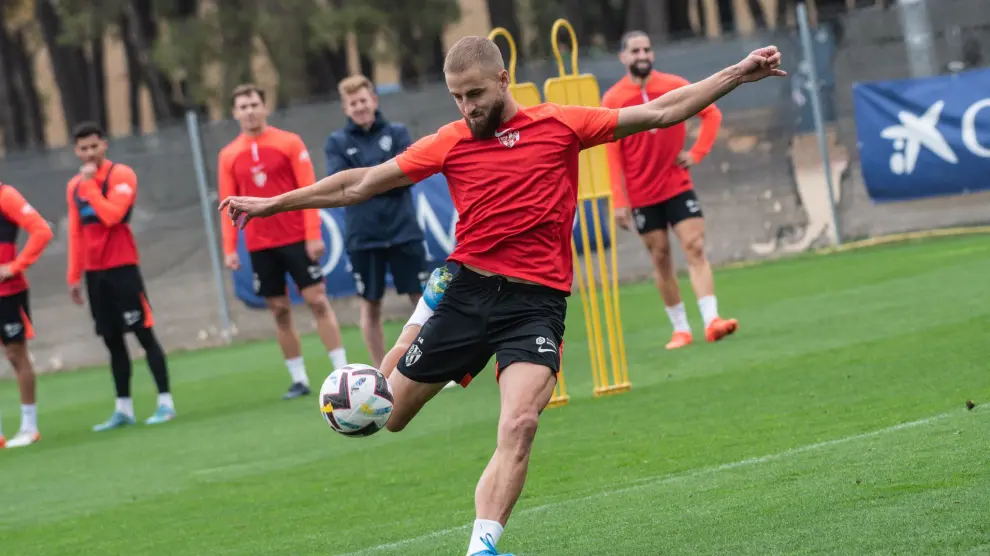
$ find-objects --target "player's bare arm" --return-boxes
[614,46,786,139]
[220,160,412,227]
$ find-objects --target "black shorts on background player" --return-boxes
[348,241,428,302]
[0,290,32,345]
[632,189,704,235]
[85,265,153,337]
[249,240,324,298]
[396,267,567,386]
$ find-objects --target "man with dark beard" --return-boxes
[603,30,737,351]
[222,35,785,555]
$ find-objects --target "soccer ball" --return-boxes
[319,364,394,437]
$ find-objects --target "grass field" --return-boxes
[2,234,989,555]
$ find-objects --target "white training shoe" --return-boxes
[443,381,457,390]
[5,430,40,448]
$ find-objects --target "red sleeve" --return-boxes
[655,73,721,163]
[217,150,239,256]
[394,133,448,183]
[66,181,84,285]
[557,105,620,149]
[689,103,722,163]
[283,134,322,242]
[0,187,53,274]
[80,166,137,226]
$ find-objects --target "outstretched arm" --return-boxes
[615,46,785,140]
[220,160,412,228]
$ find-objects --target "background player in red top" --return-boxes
[604,31,739,350]
[0,183,52,448]
[66,122,175,432]
[218,84,348,400]
[222,37,785,556]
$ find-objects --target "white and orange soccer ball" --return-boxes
[319,364,394,437]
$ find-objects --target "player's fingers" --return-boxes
[772,69,788,77]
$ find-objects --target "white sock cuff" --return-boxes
[405,297,435,329]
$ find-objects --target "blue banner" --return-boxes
[231,176,615,308]
[853,68,990,202]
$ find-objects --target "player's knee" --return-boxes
[649,243,673,268]
[270,304,293,327]
[498,410,540,456]
[385,411,411,433]
[360,300,382,327]
[683,234,707,263]
[306,296,330,319]
[4,342,30,369]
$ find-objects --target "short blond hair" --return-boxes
[338,75,375,97]
[443,36,504,75]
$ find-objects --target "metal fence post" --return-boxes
[797,2,842,247]
[897,0,938,78]
[185,109,233,343]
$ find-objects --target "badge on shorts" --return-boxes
[404,343,422,367]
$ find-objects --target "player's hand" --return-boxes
[676,151,696,169]
[219,196,277,229]
[80,162,98,181]
[0,264,13,281]
[69,284,84,306]
[305,239,325,261]
[614,208,633,231]
[733,46,786,84]
[224,253,241,270]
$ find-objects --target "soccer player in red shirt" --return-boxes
[0,183,52,448]
[603,31,738,350]
[218,84,348,400]
[222,37,784,555]
[66,122,175,431]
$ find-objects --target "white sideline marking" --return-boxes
[338,411,959,555]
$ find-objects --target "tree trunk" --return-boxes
[486,0,525,64]
[127,0,182,120]
[10,30,45,148]
[0,9,21,150]
[36,0,86,128]
[217,0,256,96]
[119,14,143,134]
[717,0,735,33]
[88,27,108,132]
[668,0,695,37]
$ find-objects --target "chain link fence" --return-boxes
[2,0,987,375]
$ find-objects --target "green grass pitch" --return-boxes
[2,234,988,555]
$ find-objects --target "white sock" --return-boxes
[116,397,134,418]
[405,297,435,329]
[466,519,504,556]
[328,348,348,370]
[665,302,691,333]
[20,404,37,433]
[698,295,719,327]
[286,356,309,386]
[157,393,175,410]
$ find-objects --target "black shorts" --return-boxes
[396,267,567,387]
[85,265,154,337]
[633,189,704,235]
[249,241,324,298]
[348,242,428,302]
[0,290,33,345]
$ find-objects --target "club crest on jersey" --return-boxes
[251,165,267,187]
[495,128,519,148]
[379,135,393,152]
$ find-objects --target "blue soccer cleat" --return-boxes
[422,263,458,310]
[469,534,514,556]
[92,411,136,432]
[144,404,177,425]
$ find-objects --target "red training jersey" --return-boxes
[395,103,619,293]
[66,160,140,285]
[218,126,322,254]
[601,71,722,209]
[0,183,53,296]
